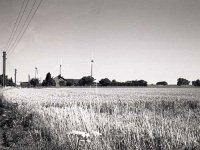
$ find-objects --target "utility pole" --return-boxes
[2,51,6,87]
[14,69,17,86]
[28,74,30,88]
[28,74,30,82]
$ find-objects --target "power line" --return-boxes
[8,0,43,57]
[4,0,26,52]
[7,0,36,54]
[7,0,36,53]
[5,0,29,52]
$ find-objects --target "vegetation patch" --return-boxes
[0,96,58,149]
[1,88,200,150]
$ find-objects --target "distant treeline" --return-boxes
[25,74,148,87]
[99,78,147,86]
[1,73,199,87]
[177,78,200,87]
[20,72,200,87]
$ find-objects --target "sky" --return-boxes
[0,0,200,84]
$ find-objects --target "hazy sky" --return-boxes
[0,0,200,84]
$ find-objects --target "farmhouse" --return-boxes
[53,75,79,87]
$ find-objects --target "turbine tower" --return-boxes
[35,67,38,79]
[91,59,94,78]
[59,58,63,77]
[60,64,62,76]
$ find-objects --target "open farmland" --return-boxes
[1,88,200,150]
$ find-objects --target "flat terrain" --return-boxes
[1,87,200,149]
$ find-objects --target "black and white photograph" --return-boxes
[0,0,200,149]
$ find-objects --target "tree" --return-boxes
[45,72,52,82]
[192,79,200,87]
[78,76,94,86]
[30,78,39,87]
[111,79,118,86]
[0,75,14,86]
[137,80,148,86]
[7,77,15,86]
[177,78,190,86]
[99,78,111,86]
[156,81,168,86]
[124,81,133,86]
[66,81,73,86]
[42,72,56,86]
[131,80,148,86]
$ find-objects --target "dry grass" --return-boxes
[1,87,200,150]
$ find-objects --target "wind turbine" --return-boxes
[60,64,62,76]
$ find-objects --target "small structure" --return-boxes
[20,82,30,88]
[53,76,65,87]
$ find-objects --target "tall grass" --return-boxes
[1,88,200,149]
